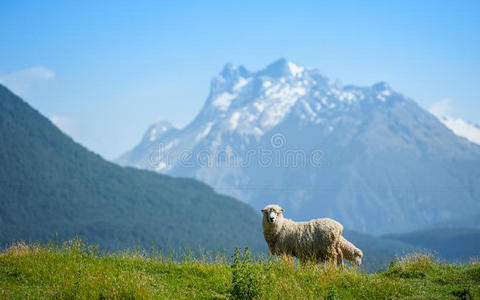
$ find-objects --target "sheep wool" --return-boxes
[261,204,344,265]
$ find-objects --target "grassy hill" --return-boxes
[343,230,417,272]
[384,228,480,262]
[344,228,480,272]
[1,241,479,299]
[0,84,266,254]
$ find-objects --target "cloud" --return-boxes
[441,117,480,146]
[429,99,454,118]
[50,116,78,138]
[0,67,56,97]
[429,99,480,145]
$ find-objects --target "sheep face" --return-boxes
[261,204,284,224]
[353,249,363,265]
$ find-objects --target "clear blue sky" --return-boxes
[1,1,479,159]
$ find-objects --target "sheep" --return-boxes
[261,204,344,267]
[338,236,363,266]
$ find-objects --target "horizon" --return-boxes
[1,1,479,159]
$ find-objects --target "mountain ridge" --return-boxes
[0,84,266,253]
[117,59,480,234]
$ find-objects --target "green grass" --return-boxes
[1,240,479,299]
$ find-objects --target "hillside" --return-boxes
[345,228,480,271]
[117,58,480,234]
[1,242,479,299]
[384,228,480,262]
[343,230,416,271]
[0,84,266,253]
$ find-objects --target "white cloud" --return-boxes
[0,67,56,97]
[441,116,480,146]
[429,99,480,145]
[50,116,78,138]
[429,98,453,118]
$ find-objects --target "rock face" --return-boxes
[117,58,480,234]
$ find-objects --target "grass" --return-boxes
[0,240,479,299]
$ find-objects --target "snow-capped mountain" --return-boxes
[117,58,480,234]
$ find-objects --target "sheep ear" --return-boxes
[261,209,266,213]
[280,208,284,213]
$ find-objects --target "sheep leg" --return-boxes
[336,243,344,269]
[329,249,338,268]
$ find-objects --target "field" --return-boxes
[1,240,479,299]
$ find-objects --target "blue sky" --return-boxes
[1,1,479,159]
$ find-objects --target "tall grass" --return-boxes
[1,239,479,299]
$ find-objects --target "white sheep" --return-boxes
[338,236,363,266]
[261,204,344,267]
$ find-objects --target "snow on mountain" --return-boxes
[146,121,176,142]
[117,59,480,234]
[190,58,394,139]
[115,120,178,169]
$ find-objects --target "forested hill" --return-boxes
[0,84,266,253]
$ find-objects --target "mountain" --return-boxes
[343,230,416,271]
[117,58,480,234]
[384,228,480,262]
[116,120,179,166]
[0,84,266,254]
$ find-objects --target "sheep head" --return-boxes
[261,204,284,225]
[353,248,363,266]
